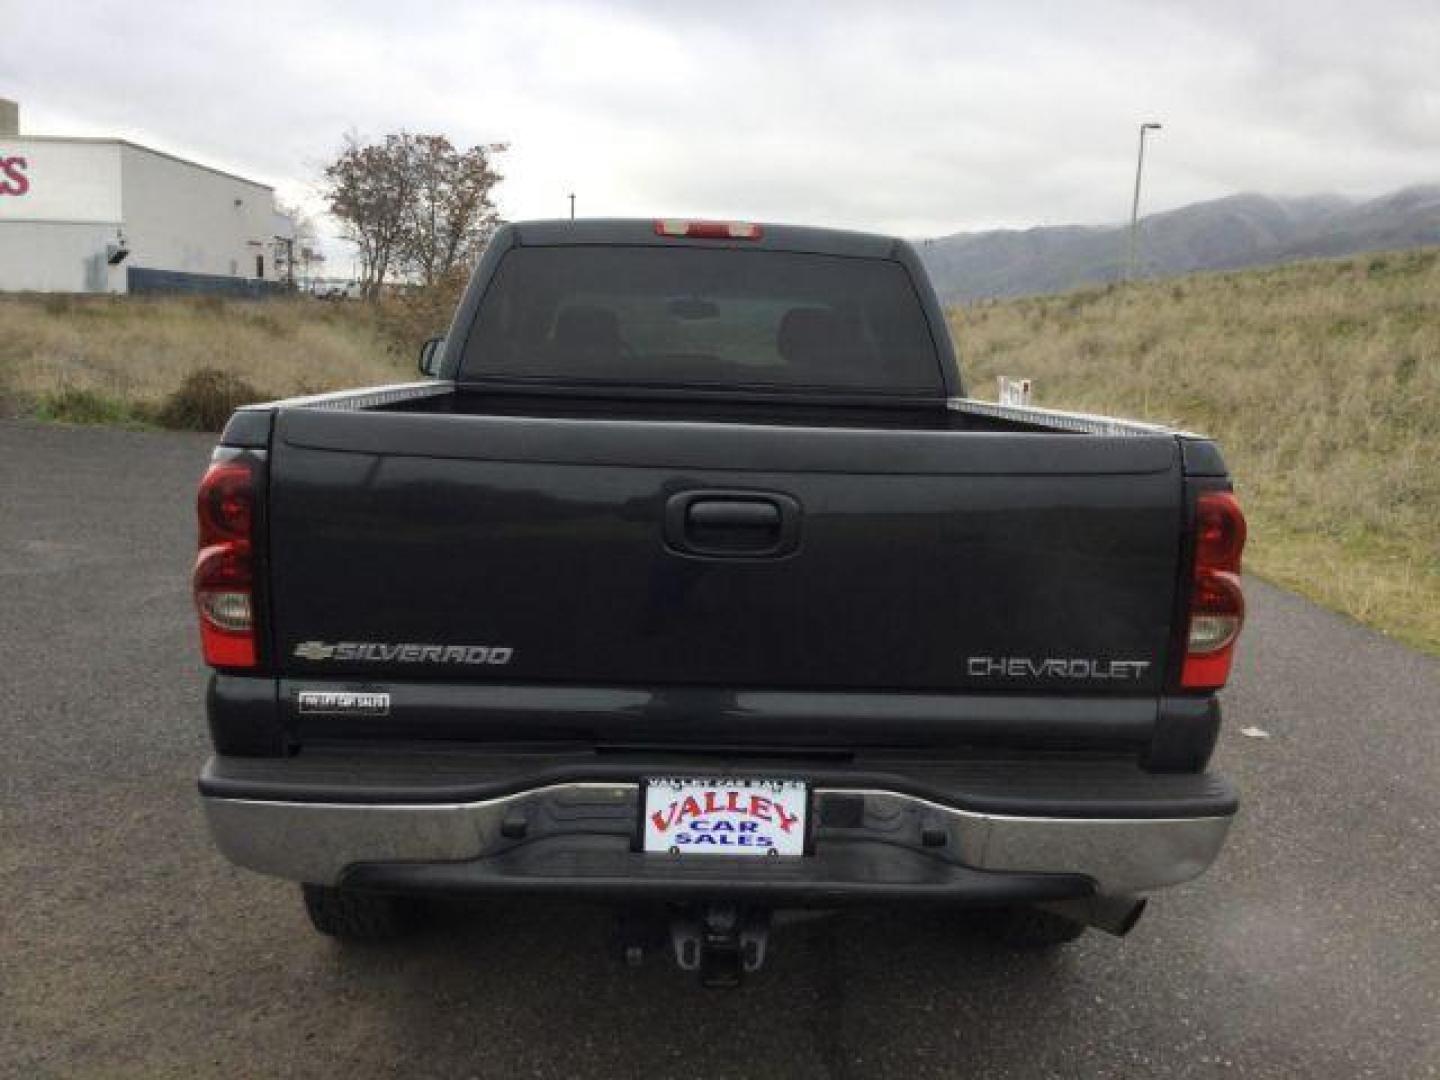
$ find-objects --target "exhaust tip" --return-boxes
[1038,895,1148,937]
[1113,896,1148,936]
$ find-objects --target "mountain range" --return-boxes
[918,184,1440,302]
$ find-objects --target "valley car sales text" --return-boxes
[649,790,800,851]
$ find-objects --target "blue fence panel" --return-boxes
[127,267,290,299]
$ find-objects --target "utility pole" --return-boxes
[568,193,575,220]
[1126,121,1162,282]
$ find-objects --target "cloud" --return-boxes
[4,0,1437,266]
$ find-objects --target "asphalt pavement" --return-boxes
[1,418,1437,1079]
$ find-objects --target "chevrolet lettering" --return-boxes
[967,656,1153,680]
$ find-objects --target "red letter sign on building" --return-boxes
[0,157,30,196]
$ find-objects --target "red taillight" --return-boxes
[194,457,258,669]
[198,462,253,545]
[1181,491,1247,689]
[1194,490,1247,570]
[654,219,763,240]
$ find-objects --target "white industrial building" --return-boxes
[0,99,294,295]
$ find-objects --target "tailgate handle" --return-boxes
[665,491,801,558]
[688,500,780,529]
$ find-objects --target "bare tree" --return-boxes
[275,201,319,288]
[323,132,505,298]
[278,201,319,250]
[402,136,506,286]
[322,133,422,299]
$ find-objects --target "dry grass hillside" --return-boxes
[0,294,408,427]
[952,248,1440,654]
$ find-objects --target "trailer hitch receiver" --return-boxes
[669,903,772,987]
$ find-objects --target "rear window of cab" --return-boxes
[459,245,943,393]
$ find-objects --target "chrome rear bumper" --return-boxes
[203,780,1232,898]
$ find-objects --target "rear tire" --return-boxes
[974,905,1087,949]
[301,883,417,941]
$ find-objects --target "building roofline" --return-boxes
[1,135,276,191]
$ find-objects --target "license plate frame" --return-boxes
[640,776,809,858]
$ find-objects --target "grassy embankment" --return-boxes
[0,294,408,429]
[951,248,1439,654]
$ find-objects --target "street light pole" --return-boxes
[1126,121,1162,282]
[568,193,576,220]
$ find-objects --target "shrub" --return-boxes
[154,368,270,431]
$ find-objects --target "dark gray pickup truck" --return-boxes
[194,218,1247,984]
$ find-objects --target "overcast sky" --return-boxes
[4,0,1438,268]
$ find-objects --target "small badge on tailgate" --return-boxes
[296,690,391,716]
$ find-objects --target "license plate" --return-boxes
[642,777,808,857]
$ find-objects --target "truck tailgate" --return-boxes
[266,407,1182,696]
